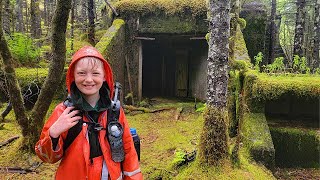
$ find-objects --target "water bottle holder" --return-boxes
[107,121,125,162]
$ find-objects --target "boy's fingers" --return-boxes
[68,110,80,117]
[63,106,75,114]
[70,116,82,122]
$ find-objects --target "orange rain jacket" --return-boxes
[35,46,143,180]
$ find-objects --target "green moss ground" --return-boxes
[0,99,275,179]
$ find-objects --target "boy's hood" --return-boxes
[66,46,114,99]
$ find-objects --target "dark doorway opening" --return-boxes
[142,34,208,99]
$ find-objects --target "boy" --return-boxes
[35,46,142,180]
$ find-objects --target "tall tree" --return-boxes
[2,0,11,34]
[199,0,230,165]
[30,0,42,38]
[268,0,277,64]
[0,0,71,151]
[313,0,320,69]
[15,0,24,32]
[80,0,87,32]
[293,0,306,57]
[88,0,95,45]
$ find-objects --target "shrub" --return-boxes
[254,52,263,71]
[7,33,40,66]
[292,55,310,74]
[266,57,284,73]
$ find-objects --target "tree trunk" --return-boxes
[23,0,29,32]
[27,0,71,150]
[81,0,87,33]
[0,0,71,151]
[199,0,230,165]
[30,0,42,38]
[293,0,306,57]
[0,0,29,138]
[268,0,277,64]
[88,0,95,45]
[313,0,320,70]
[15,0,24,32]
[2,0,11,34]
[71,0,75,50]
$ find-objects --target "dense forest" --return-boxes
[0,0,319,179]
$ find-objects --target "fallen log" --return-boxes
[0,167,35,174]
[0,135,19,148]
[123,105,175,113]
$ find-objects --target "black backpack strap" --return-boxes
[63,120,83,151]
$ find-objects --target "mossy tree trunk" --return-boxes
[88,0,95,45]
[293,0,306,57]
[268,0,277,64]
[199,0,230,165]
[15,0,24,32]
[0,0,71,151]
[30,0,42,38]
[313,0,320,70]
[3,0,11,34]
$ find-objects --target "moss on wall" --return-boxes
[234,24,251,62]
[95,19,126,87]
[270,127,320,168]
[138,15,207,34]
[115,0,206,17]
[241,113,275,169]
[243,70,320,112]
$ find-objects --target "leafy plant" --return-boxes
[292,55,310,73]
[254,52,263,71]
[7,33,40,66]
[266,57,285,73]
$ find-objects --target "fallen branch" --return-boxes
[123,105,175,113]
[0,167,35,174]
[0,135,19,148]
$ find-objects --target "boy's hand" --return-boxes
[49,107,82,138]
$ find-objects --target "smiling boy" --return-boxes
[35,46,142,180]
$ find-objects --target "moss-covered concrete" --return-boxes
[243,70,320,113]
[241,113,275,169]
[270,126,320,168]
[138,15,207,34]
[95,19,126,88]
[240,2,267,63]
[115,0,206,17]
[115,0,207,34]
[234,24,251,62]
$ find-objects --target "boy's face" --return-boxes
[74,57,105,101]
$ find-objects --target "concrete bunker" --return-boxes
[141,34,208,99]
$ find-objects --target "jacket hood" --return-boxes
[66,46,114,99]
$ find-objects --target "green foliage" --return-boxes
[195,103,206,112]
[293,55,310,74]
[254,52,263,71]
[237,18,246,30]
[315,68,320,75]
[7,33,40,66]
[266,57,285,73]
[230,60,251,72]
[171,149,186,168]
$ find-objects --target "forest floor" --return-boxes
[0,98,318,179]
